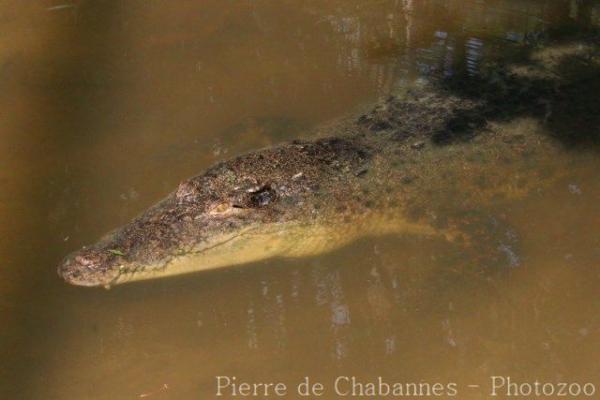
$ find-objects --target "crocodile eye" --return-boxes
[249,185,277,207]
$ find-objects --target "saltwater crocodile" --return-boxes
[58,41,598,287]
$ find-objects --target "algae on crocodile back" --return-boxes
[57,38,598,288]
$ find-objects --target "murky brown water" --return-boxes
[1,1,599,399]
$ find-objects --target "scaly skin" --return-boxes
[58,79,569,288]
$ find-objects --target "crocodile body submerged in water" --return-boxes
[58,41,598,288]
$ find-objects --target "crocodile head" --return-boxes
[57,138,371,287]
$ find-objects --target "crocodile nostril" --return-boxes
[75,256,87,265]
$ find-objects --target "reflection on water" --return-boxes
[1,1,599,399]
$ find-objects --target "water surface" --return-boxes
[1,1,599,399]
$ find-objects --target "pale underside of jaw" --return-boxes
[108,224,279,286]
[107,214,432,287]
[108,221,333,286]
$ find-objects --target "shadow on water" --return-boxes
[431,28,600,147]
[328,0,600,148]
